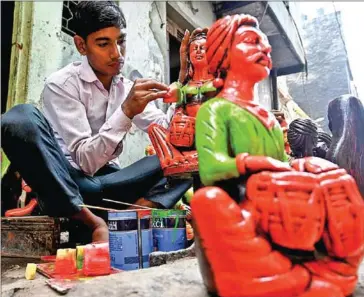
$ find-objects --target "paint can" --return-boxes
[152,209,187,252]
[108,210,153,271]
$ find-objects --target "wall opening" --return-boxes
[166,3,195,84]
[167,18,185,84]
[1,1,15,114]
[61,1,80,37]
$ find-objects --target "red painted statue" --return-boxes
[190,14,364,297]
[273,110,291,155]
[148,28,218,177]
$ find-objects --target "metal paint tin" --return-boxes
[108,210,152,271]
[152,209,187,252]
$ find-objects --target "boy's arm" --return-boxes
[42,80,132,176]
[132,100,176,131]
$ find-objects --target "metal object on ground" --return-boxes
[108,210,153,271]
[45,279,77,295]
[152,209,187,252]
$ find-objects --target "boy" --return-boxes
[1,1,191,242]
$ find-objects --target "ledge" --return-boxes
[2,257,364,297]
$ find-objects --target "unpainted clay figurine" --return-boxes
[287,118,318,158]
[327,95,364,196]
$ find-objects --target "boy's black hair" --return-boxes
[74,1,126,39]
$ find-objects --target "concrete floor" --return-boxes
[2,256,364,297]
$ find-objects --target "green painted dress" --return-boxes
[174,80,217,107]
[196,98,288,186]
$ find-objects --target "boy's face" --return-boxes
[75,26,126,78]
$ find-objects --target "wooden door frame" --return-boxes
[6,1,34,111]
[2,2,33,178]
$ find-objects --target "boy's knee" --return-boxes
[2,104,42,137]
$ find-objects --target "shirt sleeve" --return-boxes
[132,100,176,132]
[42,79,132,176]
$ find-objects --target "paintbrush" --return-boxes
[79,204,147,212]
[102,199,157,210]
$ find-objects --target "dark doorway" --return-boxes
[2,1,15,114]
[169,33,181,84]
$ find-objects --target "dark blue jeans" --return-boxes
[1,104,192,217]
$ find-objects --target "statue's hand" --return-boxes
[236,153,292,175]
[291,157,339,174]
[178,29,190,84]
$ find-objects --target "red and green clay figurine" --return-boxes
[148,28,218,178]
[191,14,364,297]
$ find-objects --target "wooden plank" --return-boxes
[1,253,42,259]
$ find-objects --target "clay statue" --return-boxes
[190,14,364,297]
[272,110,291,155]
[327,95,364,197]
[287,118,333,160]
[148,28,218,177]
[314,131,332,159]
[287,118,318,158]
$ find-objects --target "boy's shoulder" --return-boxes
[45,60,83,87]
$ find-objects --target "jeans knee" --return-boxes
[1,104,43,139]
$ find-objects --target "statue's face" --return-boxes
[230,26,272,82]
[189,38,208,69]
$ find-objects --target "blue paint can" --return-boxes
[152,209,187,252]
[108,210,153,271]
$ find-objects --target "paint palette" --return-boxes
[37,262,122,280]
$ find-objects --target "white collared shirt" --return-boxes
[41,56,175,176]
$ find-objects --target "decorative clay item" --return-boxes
[287,118,318,158]
[273,110,291,155]
[191,14,364,297]
[314,131,332,159]
[148,28,218,177]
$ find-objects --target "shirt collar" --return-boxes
[79,56,124,85]
[79,56,99,83]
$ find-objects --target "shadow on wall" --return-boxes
[122,62,142,82]
[129,69,143,81]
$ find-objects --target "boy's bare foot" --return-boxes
[72,207,109,243]
[92,223,109,242]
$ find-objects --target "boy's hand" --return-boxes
[122,78,168,119]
